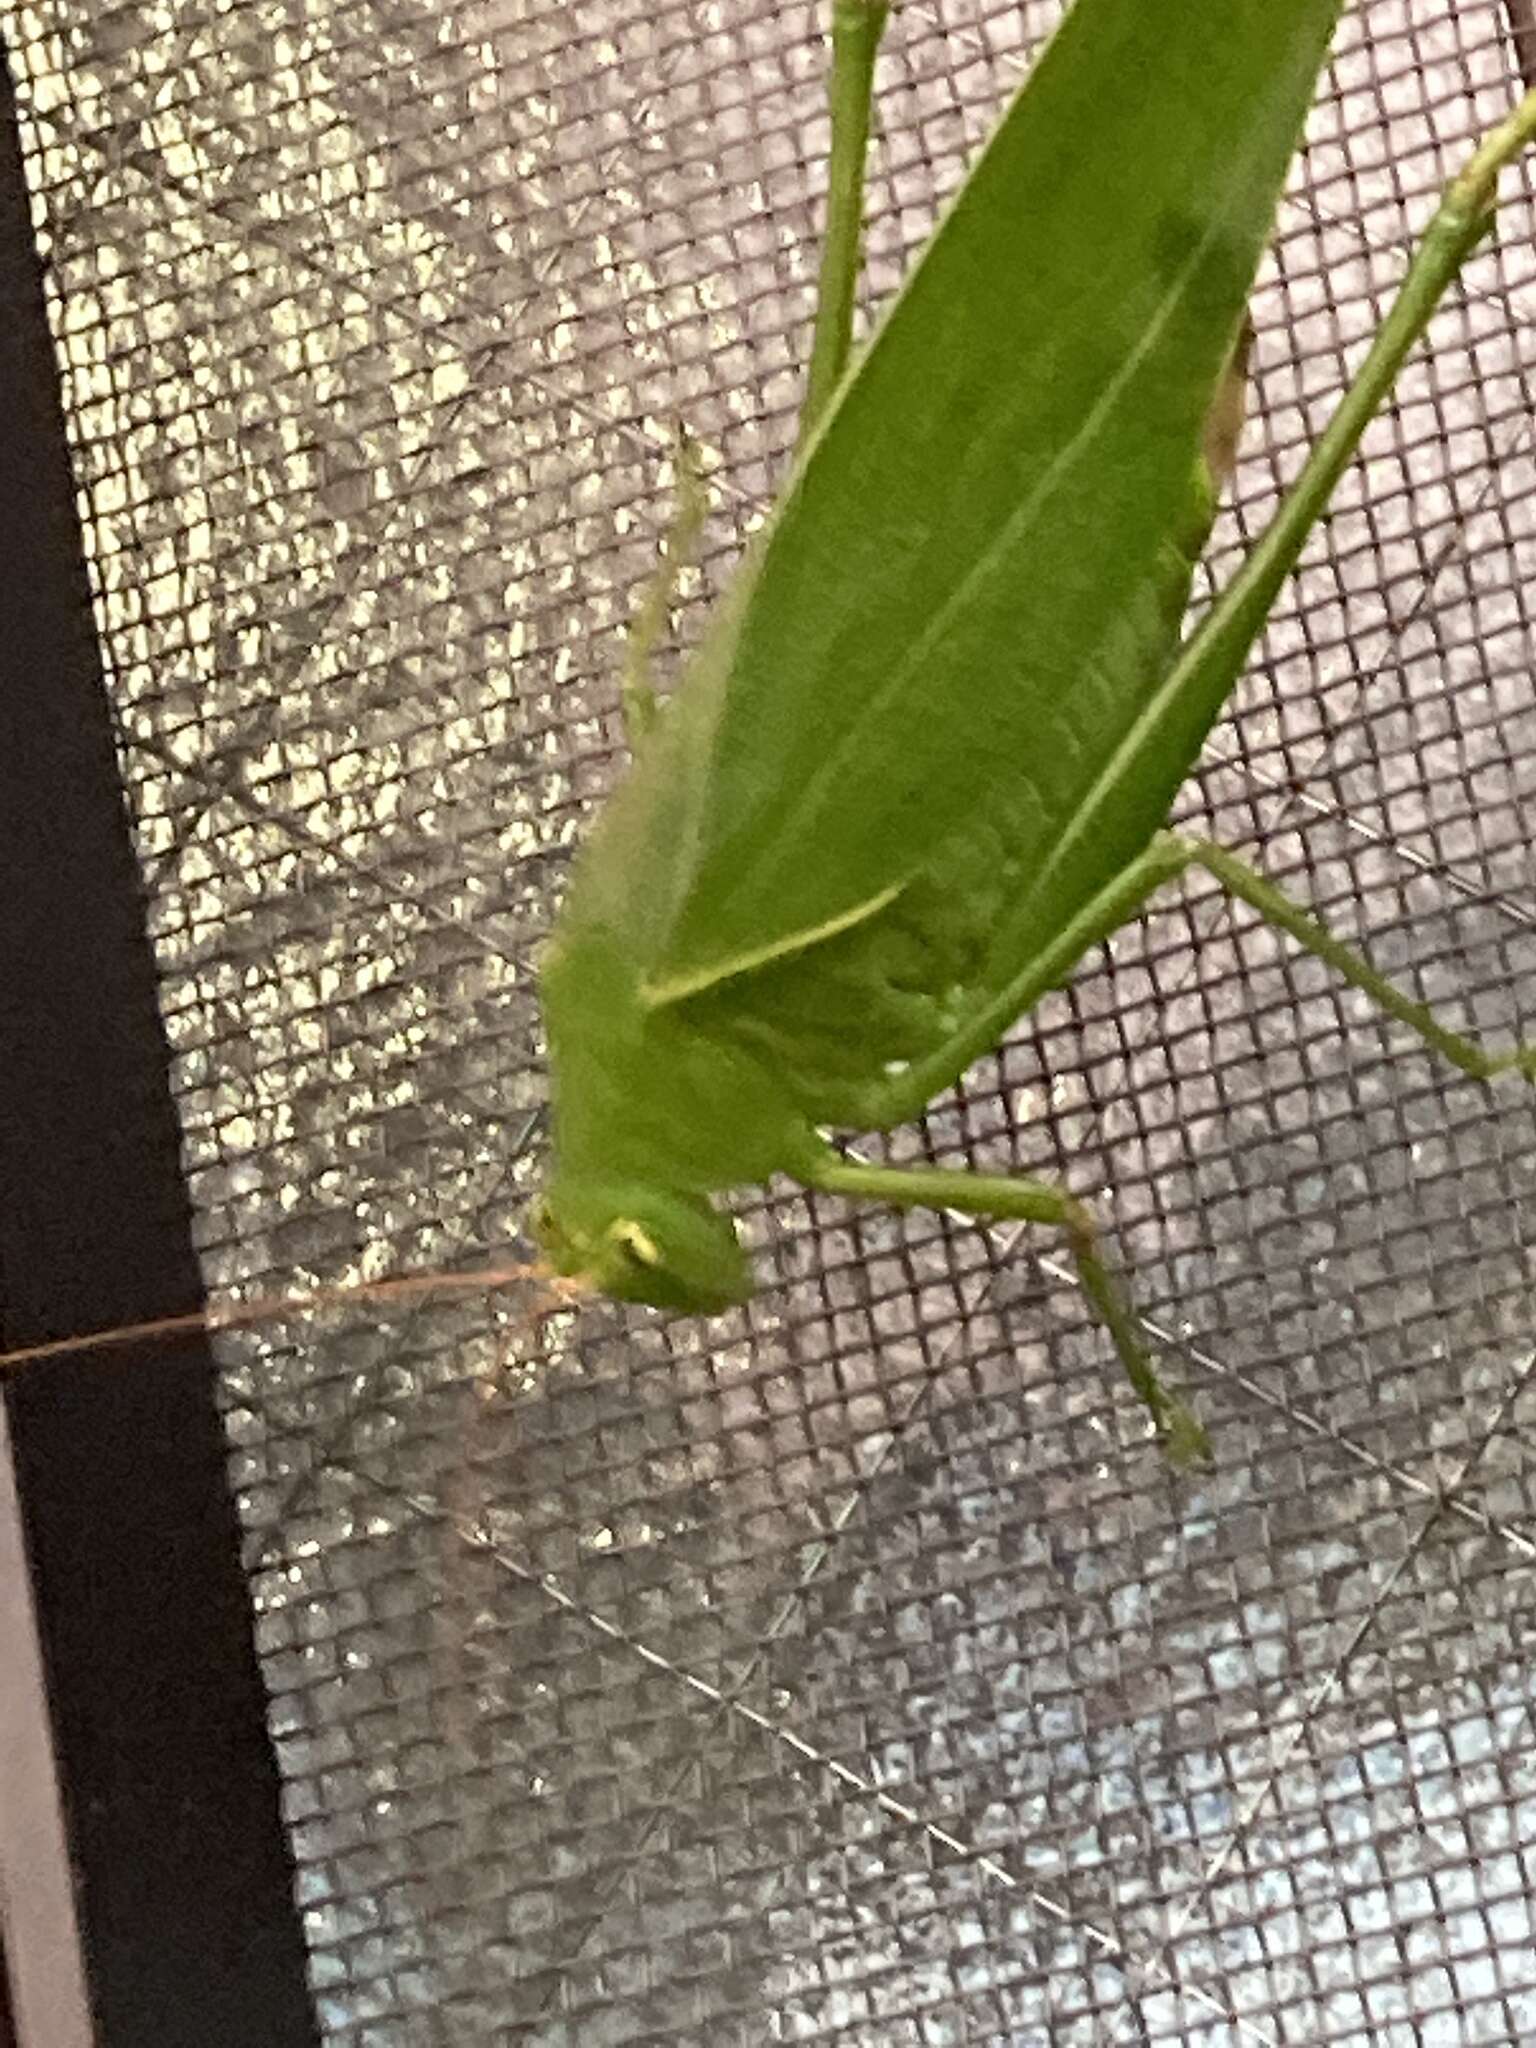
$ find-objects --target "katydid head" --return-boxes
[533,1179,752,1316]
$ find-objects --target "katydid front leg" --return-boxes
[622,0,890,745]
[799,0,892,449]
[620,431,708,745]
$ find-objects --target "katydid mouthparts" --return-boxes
[533,0,1536,1465]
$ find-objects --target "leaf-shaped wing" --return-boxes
[625,0,1341,1003]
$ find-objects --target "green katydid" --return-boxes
[2,1,1531,1445]
[531,0,1536,1464]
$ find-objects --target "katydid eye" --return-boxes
[610,1220,662,1268]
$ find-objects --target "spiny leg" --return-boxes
[797,0,891,451]
[805,1153,1211,1466]
[1165,833,1536,1085]
[621,429,708,746]
[818,819,1535,1462]
[1148,84,1536,770]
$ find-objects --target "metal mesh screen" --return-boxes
[5,0,1536,2039]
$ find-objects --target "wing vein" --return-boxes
[722,220,1229,872]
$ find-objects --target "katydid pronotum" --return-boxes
[5,0,1536,1473]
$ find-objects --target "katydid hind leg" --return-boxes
[806,1153,1210,1464]
[1171,833,1536,1085]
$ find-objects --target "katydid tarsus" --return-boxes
[5,0,1536,1472]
